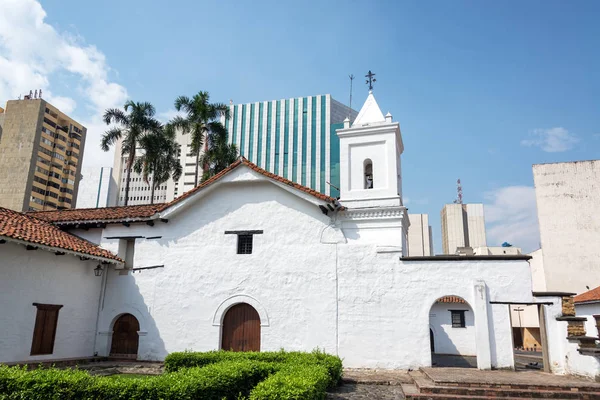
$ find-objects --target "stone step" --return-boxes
[419,369,600,394]
[405,394,562,400]
[410,370,600,400]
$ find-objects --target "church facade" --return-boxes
[1,93,541,370]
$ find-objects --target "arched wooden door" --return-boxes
[221,303,260,352]
[110,314,139,358]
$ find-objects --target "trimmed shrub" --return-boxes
[164,349,342,387]
[249,364,330,400]
[0,360,276,400]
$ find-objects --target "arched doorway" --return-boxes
[110,313,139,358]
[429,295,476,368]
[221,303,260,352]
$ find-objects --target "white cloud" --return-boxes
[521,127,579,152]
[157,109,187,123]
[484,185,540,253]
[0,0,128,167]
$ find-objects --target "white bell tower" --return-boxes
[336,89,409,253]
[337,91,404,208]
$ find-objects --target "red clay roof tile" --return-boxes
[436,296,467,304]
[574,286,600,304]
[0,207,121,262]
[29,204,163,224]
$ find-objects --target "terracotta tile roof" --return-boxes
[436,296,466,304]
[0,207,122,262]
[28,157,338,225]
[29,204,163,225]
[158,157,338,212]
[574,286,600,304]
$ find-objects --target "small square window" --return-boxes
[237,234,253,254]
[451,310,466,328]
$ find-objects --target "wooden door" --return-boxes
[221,303,260,352]
[110,314,139,358]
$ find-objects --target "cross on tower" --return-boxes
[365,70,376,91]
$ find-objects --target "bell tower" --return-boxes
[337,91,404,208]
[336,86,408,253]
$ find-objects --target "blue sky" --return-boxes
[1,0,598,253]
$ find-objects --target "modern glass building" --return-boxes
[225,94,357,197]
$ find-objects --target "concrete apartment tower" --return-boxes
[440,203,487,254]
[408,213,433,256]
[0,97,86,211]
[77,167,117,208]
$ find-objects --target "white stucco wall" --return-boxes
[533,160,600,294]
[70,171,534,370]
[94,178,339,360]
[429,302,476,355]
[0,242,101,363]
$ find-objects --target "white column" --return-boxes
[227,105,234,145]
[324,95,331,195]
[473,280,492,370]
[297,97,303,184]
[287,99,294,180]
[261,101,268,169]
[306,96,312,188]
[244,105,251,157]
[236,106,242,155]
[315,96,321,193]
[252,103,259,163]
[269,101,277,174]
[278,100,285,177]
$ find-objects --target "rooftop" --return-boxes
[574,286,600,304]
[0,207,121,263]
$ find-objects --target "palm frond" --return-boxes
[100,127,123,151]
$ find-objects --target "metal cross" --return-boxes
[365,70,376,91]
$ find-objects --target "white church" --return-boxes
[0,92,574,371]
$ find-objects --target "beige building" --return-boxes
[0,98,86,211]
[533,160,600,294]
[440,203,487,254]
[407,213,433,256]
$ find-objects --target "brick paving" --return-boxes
[342,369,413,385]
[422,367,600,389]
[327,383,406,399]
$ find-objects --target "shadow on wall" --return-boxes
[97,266,167,361]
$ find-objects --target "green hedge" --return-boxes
[164,349,342,388]
[0,360,276,400]
[249,364,330,400]
[0,350,342,400]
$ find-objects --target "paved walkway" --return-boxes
[423,367,600,389]
[327,383,405,399]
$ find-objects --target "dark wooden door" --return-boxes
[221,303,260,352]
[430,329,435,352]
[110,314,139,358]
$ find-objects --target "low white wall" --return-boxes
[0,242,101,363]
[430,302,476,356]
[564,303,600,379]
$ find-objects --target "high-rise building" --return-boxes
[440,203,487,254]
[532,160,600,294]
[76,167,117,208]
[225,94,357,197]
[112,94,357,205]
[408,213,433,256]
[0,97,86,211]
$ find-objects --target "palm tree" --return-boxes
[199,124,238,182]
[101,101,161,205]
[170,91,230,186]
[133,125,182,204]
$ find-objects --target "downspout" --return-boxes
[92,264,109,356]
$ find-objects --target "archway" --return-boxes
[429,295,476,368]
[221,303,261,352]
[110,313,140,358]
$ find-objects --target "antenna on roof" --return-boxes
[348,74,355,119]
[453,179,463,204]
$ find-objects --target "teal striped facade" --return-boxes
[225,94,356,197]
